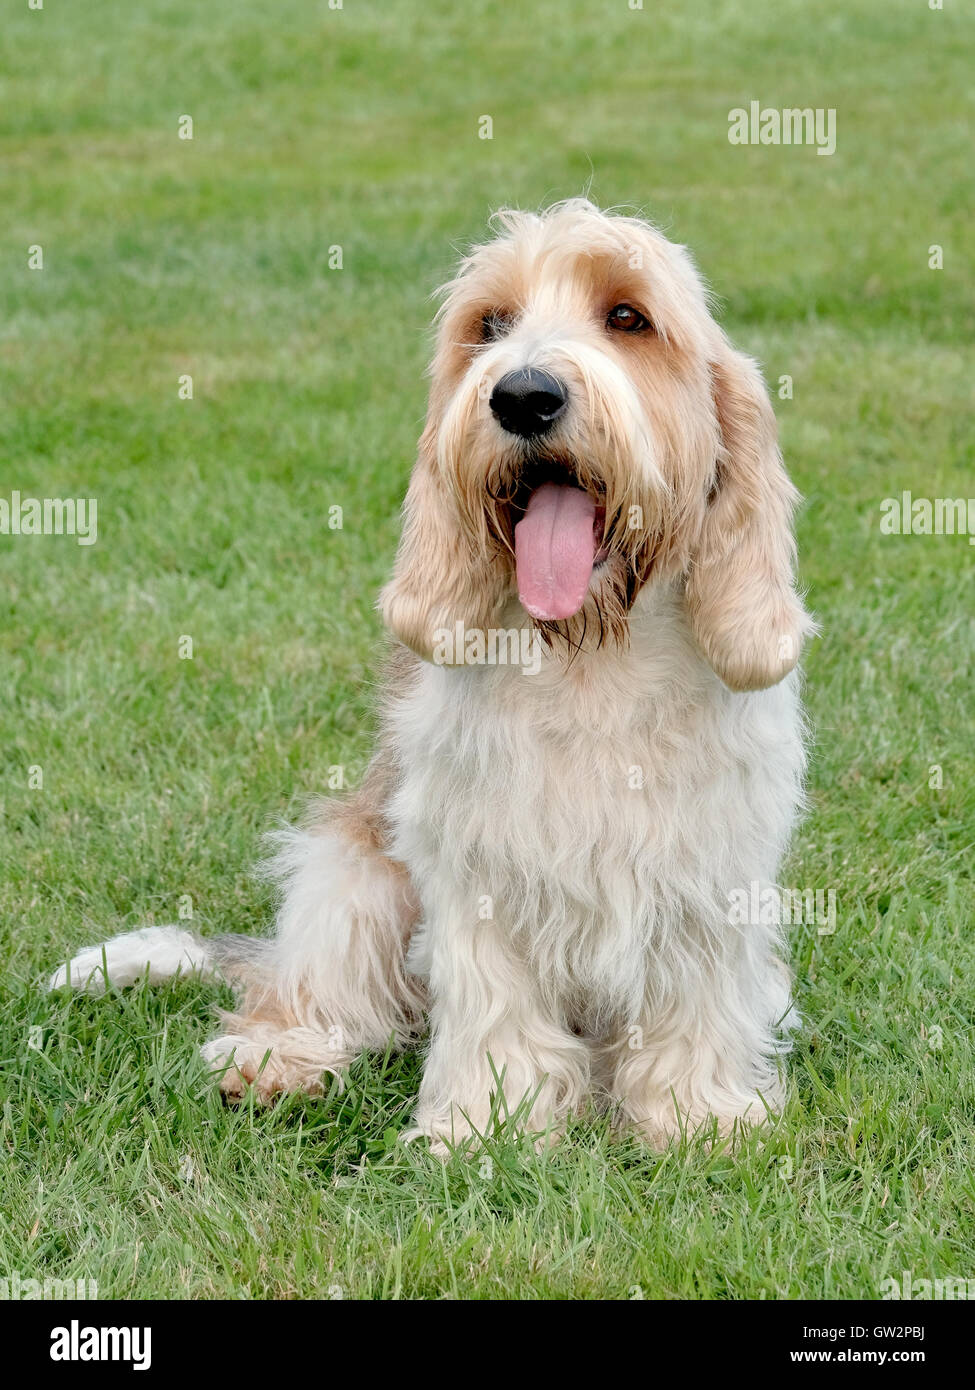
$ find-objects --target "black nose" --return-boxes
[489,368,568,439]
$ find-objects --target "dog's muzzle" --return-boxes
[489,368,567,439]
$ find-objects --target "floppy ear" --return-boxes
[379,422,509,661]
[685,349,813,692]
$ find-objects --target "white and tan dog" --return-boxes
[52,200,813,1150]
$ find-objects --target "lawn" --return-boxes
[1,0,973,1299]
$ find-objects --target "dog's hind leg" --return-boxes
[52,757,425,1102]
[205,781,425,1101]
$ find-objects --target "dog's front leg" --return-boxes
[410,909,589,1154]
[611,941,794,1146]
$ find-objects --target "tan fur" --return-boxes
[379,424,511,662]
[685,352,814,690]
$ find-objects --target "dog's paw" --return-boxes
[401,1120,476,1159]
[405,1107,564,1159]
[632,1093,781,1149]
[200,1028,348,1105]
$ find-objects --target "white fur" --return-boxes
[388,585,804,1144]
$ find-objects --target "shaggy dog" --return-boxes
[52,200,813,1150]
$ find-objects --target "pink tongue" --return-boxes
[515,482,599,621]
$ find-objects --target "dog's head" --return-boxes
[380,199,811,690]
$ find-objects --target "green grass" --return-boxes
[1,0,973,1299]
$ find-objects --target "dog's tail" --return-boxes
[48,925,271,993]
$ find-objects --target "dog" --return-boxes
[51,199,813,1150]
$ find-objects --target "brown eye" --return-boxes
[606,303,650,333]
[481,310,513,342]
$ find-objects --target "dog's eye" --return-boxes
[481,311,513,342]
[606,303,650,333]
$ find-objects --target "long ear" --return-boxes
[685,349,813,691]
[379,423,509,661]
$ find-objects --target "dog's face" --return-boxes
[381,200,812,691]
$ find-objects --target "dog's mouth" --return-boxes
[497,459,609,622]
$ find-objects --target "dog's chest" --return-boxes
[386,597,802,1007]
[395,662,697,885]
